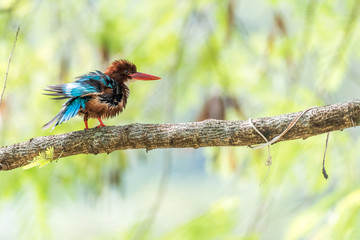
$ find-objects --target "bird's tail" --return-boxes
[43,84,70,100]
[43,98,85,131]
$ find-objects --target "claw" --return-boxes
[96,117,106,128]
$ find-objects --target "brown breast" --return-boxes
[82,95,126,119]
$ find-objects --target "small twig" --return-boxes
[248,118,272,185]
[249,106,317,149]
[322,132,330,180]
[0,26,20,109]
[249,106,317,184]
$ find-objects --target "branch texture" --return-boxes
[1,99,360,171]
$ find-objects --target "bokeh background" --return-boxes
[1,0,360,239]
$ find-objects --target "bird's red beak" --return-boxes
[130,72,161,80]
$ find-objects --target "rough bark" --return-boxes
[1,99,360,171]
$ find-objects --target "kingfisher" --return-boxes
[43,59,160,130]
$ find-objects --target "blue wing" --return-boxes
[43,71,115,130]
[44,71,116,98]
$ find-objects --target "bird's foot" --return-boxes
[84,120,89,130]
[96,117,106,128]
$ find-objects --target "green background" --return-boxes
[1,0,360,239]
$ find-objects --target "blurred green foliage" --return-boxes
[1,0,360,239]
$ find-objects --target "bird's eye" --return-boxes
[123,69,129,74]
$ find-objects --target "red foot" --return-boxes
[96,117,106,128]
[84,120,89,130]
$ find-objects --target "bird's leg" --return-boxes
[84,114,89,130]
[96,117,106,128]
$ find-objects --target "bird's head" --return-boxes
[104,59,161,84]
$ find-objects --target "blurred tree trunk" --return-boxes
[1,99,359,171]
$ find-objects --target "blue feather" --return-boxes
[45,71,116,99]
[43,97,89,131]
[43,70,117,130]
[75,71,115,88]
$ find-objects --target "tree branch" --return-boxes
[1,99,359,171]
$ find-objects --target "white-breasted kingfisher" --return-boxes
[43,60,160,130]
